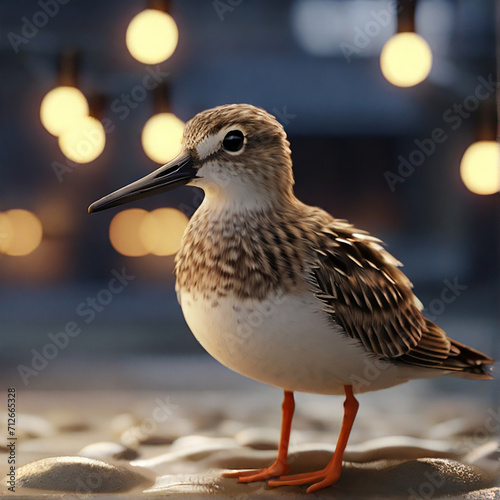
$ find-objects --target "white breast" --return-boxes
[178,289,417,395]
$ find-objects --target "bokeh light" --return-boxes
[0,210,43,256]
[140,208,189,256]
[126,9,179,64]
[109,209,149,257]
[460,141,500,195]
[380,32,432,87]
[141,113,184,164]
[40,86,89,136]
[109,208,189,257]
[0,212,14,253]
[58,116,106,163]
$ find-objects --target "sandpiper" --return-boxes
[89,104,494,493]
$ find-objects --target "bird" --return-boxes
[89,103,494,493]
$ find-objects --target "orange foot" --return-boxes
[223,460,290,483]
[268,466,341,493]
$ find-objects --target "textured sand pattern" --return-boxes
[1,387,499,499]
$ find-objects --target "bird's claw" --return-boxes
[223,460,290,482]
[268,467,341,493]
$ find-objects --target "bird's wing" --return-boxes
[305,213,451,361]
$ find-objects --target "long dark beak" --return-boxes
[88,153,196,214]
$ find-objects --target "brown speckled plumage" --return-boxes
[175,207,305,300]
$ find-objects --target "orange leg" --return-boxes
[268,385,359,493]
[223,390,295,482]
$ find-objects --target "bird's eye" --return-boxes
[222,130,244,152]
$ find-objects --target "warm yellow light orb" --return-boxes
[126,9,179,64]
[460,141,499,195]
[0,212,14,253]
[141,113,184,164]
[2,210,43,256]
[380,32,432,88]
[40,86,89,136]
[140,208,188,256]
[109,209,149,257]
[58,116,106,164]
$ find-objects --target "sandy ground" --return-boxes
[1,358,499,499]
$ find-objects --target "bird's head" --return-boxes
[88,104,294,214]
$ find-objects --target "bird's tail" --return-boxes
[447,338,495,380]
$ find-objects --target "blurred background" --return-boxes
[0,0,498,400]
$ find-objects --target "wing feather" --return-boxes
[304,215,439,360]
[298,208,493,377]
